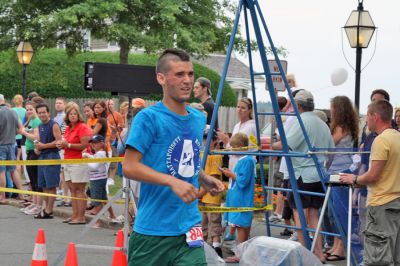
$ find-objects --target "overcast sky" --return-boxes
[237,0,399,113]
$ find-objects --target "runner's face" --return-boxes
[37,107,50,123]
[157,61,194,103]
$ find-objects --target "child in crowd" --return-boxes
[83,134,120,228]
[199,131,224,257]
[221,132,256,263]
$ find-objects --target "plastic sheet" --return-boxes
[204,243,226,266]
[236,236,323,266]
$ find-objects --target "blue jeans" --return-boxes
[0,144,16,173]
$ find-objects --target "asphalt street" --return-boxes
[0,204,117,266]
[1,202,346,266]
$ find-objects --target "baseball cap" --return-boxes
[294,89,313,102]
[89,134,105,143]
[131,98,146,108]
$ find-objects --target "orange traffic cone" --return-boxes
[32,228,48,266]
[64,242,78,266]
[111,230,127,266]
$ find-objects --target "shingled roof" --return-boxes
[195,54,263,80]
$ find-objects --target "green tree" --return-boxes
[0,0,249,63]
[0,49,237,106]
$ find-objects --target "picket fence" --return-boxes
[39,98,272,133]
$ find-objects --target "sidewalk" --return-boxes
[7,196,127,230]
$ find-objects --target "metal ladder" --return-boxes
[201,0,356,264]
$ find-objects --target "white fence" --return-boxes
[38,98,272,133]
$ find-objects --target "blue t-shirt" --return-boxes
[225,155,256,227]
[126,101,206,236]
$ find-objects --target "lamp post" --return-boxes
[16,41,34,100]
[343,0,376,112]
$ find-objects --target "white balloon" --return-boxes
[331,68,348,86]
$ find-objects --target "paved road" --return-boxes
[1,202,347,266]
[0,204,118,266]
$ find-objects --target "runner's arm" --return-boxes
[123,147,199,203]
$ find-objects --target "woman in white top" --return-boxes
[217,97,256,170]
[217,97,256,242]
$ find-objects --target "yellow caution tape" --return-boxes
[212,145,260,152]
[1,187,272,213]
[0,157,124,166]
[0,187,125,204]
[249,135,258,145]
[199,204,273,213]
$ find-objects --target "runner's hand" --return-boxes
[199,174,225,196]
[168,178,199,204]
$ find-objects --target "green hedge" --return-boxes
[0,49,236,106]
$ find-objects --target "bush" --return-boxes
[0,49,237,106]
[256,163,269,184]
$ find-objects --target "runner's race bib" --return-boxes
[185,225,204,248]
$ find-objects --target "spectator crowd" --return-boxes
[0,50,399,265]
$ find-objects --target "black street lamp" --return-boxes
[16,41,34,100]
[343,0,376,112]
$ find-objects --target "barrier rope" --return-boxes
[0,157,123,166]
[0,187,272,213]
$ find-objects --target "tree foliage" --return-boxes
[0,49,237,106]
[0,0,250,63]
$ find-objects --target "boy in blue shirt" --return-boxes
[123,48,224,266]
[221,132,256,263]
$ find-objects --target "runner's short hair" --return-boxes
[156,48,191,74]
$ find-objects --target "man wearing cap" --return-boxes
[193,77,218,128]
[272,89,334,263]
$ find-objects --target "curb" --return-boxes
[7,199,124,230]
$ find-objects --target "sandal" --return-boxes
[326,254,345,261]
[62,217,72,223]
[68,220,87,225]
[34,210,54,219]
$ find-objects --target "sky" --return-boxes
[236,0,399,113]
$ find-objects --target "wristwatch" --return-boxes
[352,175,358,185]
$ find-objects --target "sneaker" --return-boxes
[280,228,293,236]
[213,246,223,258]
[288,232,298,241]
[20,204,35,212]
[24,206,41,215]
[110,215,124,224]
[115,215,125,223]
[107,178,115,186]
[269,213,283,223]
